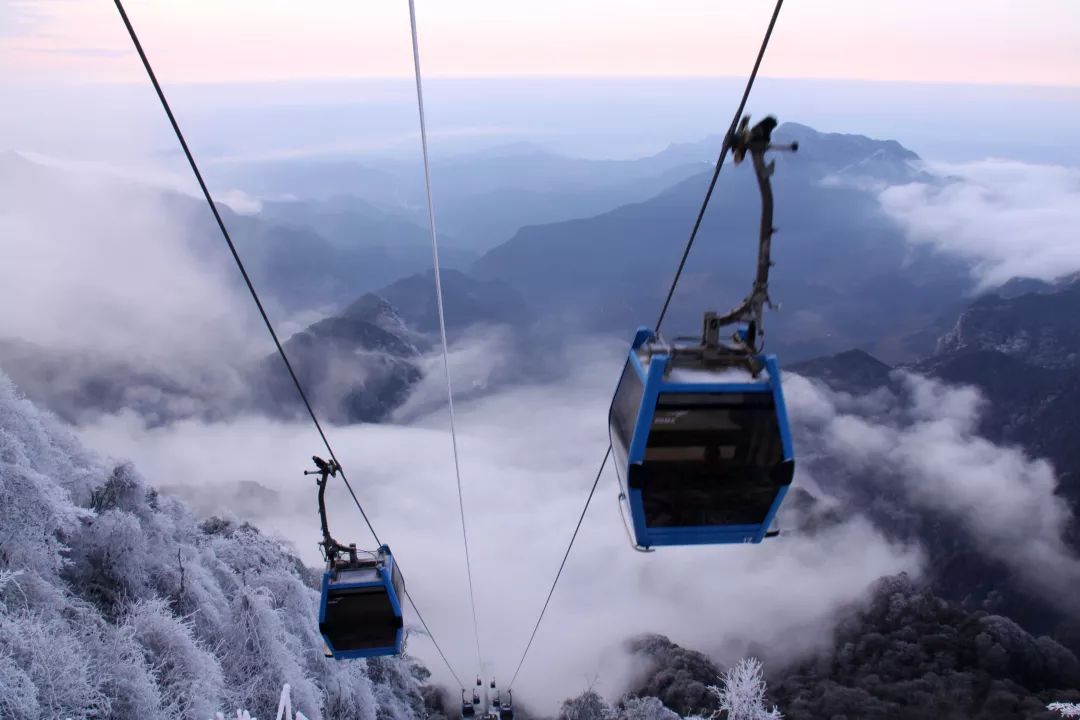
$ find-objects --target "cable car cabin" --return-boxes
[609,327,794,548]
[498,700,514,720]
[319,544,404,659]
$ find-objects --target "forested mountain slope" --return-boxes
[0,372,434,720]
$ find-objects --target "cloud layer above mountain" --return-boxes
[77,341,919,710]
[0,158,260,363]
[787,372,1080,612]
[879,159,1080,288]
[78,335,1080,711]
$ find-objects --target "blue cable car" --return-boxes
[304,456,404,659]
[319,543,404,658]
[609,324,794,549]
[609,114,798,550]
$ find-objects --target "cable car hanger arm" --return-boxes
[304,455,356,564]
[710,115,798,341]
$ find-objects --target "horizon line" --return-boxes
[13,73,1080,93]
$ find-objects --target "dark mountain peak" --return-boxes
[914,348,1063,423]
[774,122,928,186]
[291,313,418,358]
[1057,270,1080,289]
[377,268,532,335]
[342,292,417,338]
[649,134,724,165]
[984,276,1057,299]
[627,634,723,716]
[343,292,396,319]
[255,302,424,423]
[788,348,894,393]
[937,280,1080,369]
[257,322,420,425]
[646,123,924,181]
[776,122,920,162]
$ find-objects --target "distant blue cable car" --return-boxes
[304,456,404,659]
[609,324,794,549]
[498,690,515,720]
[462,689,479,718]
[319,544,404,659]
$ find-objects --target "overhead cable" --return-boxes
[407,0,487,678]
[112,0,467,688]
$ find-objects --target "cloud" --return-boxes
[215,188,263,215]
[16,166,1074,699]
[24,46,129,58]
[76,342,919,712]
[0,0,49,37]
[786,372,1080,611]
[0,159,258,362]
[0,155,274,424]
[878,160,1080,288]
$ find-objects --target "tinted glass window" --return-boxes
[640,392,789,527]
[609,359,644,451]
[322,585,401,651]
[391,562,404,601]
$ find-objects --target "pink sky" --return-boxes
[2,0,1078,86]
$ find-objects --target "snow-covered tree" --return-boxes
[1049,703,1080,718]
[561,689,616,720]
[708,658,782,720]
[0,371,428,720]
[619,696,680,720]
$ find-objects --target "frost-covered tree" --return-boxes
[123,597,224,720]
[561,689,616,720]
[0,371,430,720]
[1050,703,1080,718]
[708,658,782,720]
[626,634,724,716]
[619,696,680,720]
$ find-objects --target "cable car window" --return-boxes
[322,585,401,651]
[640,392,788,527]
[644,446,707,461]
[391,561,404,603]
[610,359,644,451]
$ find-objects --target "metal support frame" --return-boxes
[651,115,798,376]
[304,455,357,568]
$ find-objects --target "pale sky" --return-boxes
[1,0,1078,86]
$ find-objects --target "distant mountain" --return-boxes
[0,150,524,426]
[0,338,245,426]
[915,278,1080,525]
[210,142,712,252]
[250,270,534,424]
[935,278,1080,369]
[771,574,1080,719]
[776,122,934,186]
[472,123,968,363]
[0,153,473,316]
[187,197,475,315]
[255,298,423,424]
[255,196,477,306]
[787,279,1080,648]
[787,348,893,393]
[625,577,1080,720]
[372,268,533,338]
